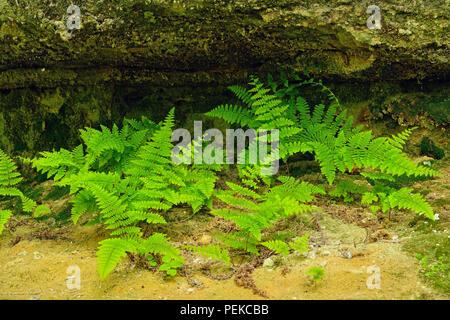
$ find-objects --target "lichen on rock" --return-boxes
[0,0,447,154]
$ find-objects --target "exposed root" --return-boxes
[180,265,204,287]
[9,236,21,247]
[234,251,272,298]
[30,229,69,240]
[126,252,157,271]
[281,266,291,277]
[199,261,236,281]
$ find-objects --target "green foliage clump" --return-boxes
[330,173,435,220]
[212,176,320,255]
[209,74,440,180]
[306,266,325,281]
[29,109,217,279]
[404,231,449,293]
[420,137,445,160]
[182,244,231,264]
[0,149,49,234]
[0,72,444,284]
[207,73,441,220]
[416,254,449,292]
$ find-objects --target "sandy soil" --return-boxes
[0,159,448,300]
[0,213,446,300]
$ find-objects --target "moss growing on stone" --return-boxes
[420,137,445,160]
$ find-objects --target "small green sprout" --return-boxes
[306,266,325,281]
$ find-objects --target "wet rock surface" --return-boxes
[0,0,448,88]
[0,1,447,154]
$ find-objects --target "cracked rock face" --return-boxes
[0,0,448,89]
[0,1,447,154]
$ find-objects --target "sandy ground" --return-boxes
[0,158,448,300]
[0,213,446,300]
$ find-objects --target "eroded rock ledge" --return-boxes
[0,0,449,89]
[0,0,448,154]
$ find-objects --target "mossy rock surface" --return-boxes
[420,137,445,160]
[1,78,448,155]
[0,0,448,154]
[0,0,448,89]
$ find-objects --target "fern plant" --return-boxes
[31,115,158,182]
[206,74,441,220]
[0,149,49,234]
[30,109,218,279]
[127,112,218,214]
[362,171,435,219]
[330,176,435,219]
[5,73,442,284]
[182,244,231,264]
[306,266,325,281]
[211,175,322,256]
[206,75,303,165]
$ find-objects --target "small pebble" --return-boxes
[263,258,274,268]
[340,249,352,259]
[191,279,203,287]
[307,251,316,260]
[33,252,43,260]
[321,250,331,256]
[198,235,212,245]
[398,28,412,35]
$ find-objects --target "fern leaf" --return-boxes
[0,209,12,235]
[33,205,51,218]
[183,244,231,264]
[97,238,137,280]
[261,240,291,256]
[289,233,309,253]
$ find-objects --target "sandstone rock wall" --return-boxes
[0,0,449,88]
[0,0,448,154]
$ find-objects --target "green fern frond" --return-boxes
[0,150,37,229]
[139,233,184,275]
[289,233,309,253]
[0,210,12,235]
[360,171,396,182]
[214,232,260,255]
[385,188,434,220]
[0,149,22,186]
[183,244,231,264]
[97,238,138,280]
[70,189,97,224]
[33,205,51,218]
[80,125,126,166]
[387,127,417,149]
[228,85,254,106]
[361,192,379,204]
[261,239,290,256]
[329,180,370,199]
[205,104,255,127]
